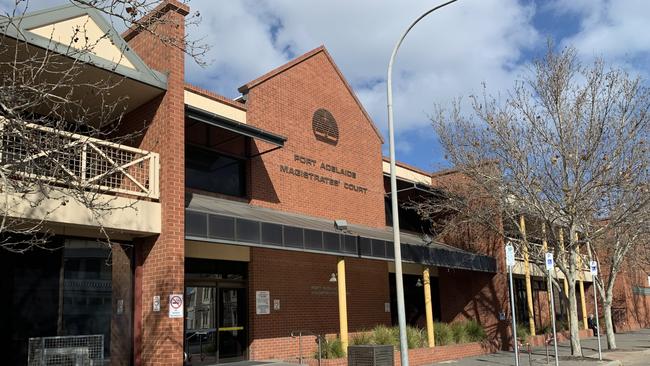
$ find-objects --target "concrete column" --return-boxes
[423,267,435,347]
[337,258,349,352]
[520,215,536,336]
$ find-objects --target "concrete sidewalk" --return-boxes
[429,329,650,366]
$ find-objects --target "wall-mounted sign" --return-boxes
[169,294,183,318]
[256,291,270,315]
[274,299,281,311]
[312,108,339,146]
[153,295,161,312]
[279,154,368,194]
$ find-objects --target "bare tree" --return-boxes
[0,0,206,252]
[424,45,650,355]
[589,199,649,349]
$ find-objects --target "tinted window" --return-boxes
[186,145,245,197]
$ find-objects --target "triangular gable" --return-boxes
[1,4,166,90]
[239,46,385,143]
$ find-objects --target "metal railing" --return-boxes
[1,121,159,199]
[511,240,590,271]
[28,334,104,366]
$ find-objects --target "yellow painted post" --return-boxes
[559,229,570,325]
[337,258,349,352]
[542,224,552,320]
[423,267,435,347]
[576,232,588,330]
[520,215,536,336]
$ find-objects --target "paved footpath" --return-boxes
[429,329,650,366]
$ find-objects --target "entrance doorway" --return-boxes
[184,258,248,365]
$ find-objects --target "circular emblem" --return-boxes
[312,108,339,146]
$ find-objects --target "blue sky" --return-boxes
[4,0,650,173]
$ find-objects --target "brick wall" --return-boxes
[248,247,391,360]
[244,47,386,228]
[121,1,188,365]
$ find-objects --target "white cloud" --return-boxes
[548,0,650,74]
[187,0,539,140]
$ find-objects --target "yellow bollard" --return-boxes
[520,215,536,336]
[337,258,349,352]
[423,267,435,347]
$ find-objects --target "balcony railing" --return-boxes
[511,239,590,271]
[1,121,159,199]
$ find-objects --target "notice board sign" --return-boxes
[169,294,184,318]
[256,291,270,315]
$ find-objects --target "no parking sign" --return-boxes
[169,294,184,318]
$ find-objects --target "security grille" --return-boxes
[28,335,104,366]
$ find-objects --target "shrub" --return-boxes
[406,326,426,349]
[434,322,453,346]
[451,322,469,344]
[315,337,345,359]
[516,323,530,342]
[371,325,399,347]
[350,331,373,346]
[464,320,487,342]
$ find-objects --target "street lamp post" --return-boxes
[386,1,459,365]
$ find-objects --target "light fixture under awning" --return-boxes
[185,105,286,148]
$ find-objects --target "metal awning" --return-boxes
[185,193,496,273]
[185,105,286,147]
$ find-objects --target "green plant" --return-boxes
[434,322,453,346]
[371,325,399,347]
[451,322,469,344]
[516,323,530,342]
[406,326,426,349]
[464,320,487,342]
[315,337,345,359]
[350,331,373,346]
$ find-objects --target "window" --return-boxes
[186,145,246,197]
[202,287,212,304]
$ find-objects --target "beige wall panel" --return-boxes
[382,161,432,185]
[29,15,136,69]
[6,187,160,234]
[185,240,250,262]
[184,91,247,124]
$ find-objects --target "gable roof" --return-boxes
[0,3,167,90]
[238,46,385,143]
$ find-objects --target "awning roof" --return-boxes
[185,194,496,273]
[0,4,167,90]
[186,105,286,147]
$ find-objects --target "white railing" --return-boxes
[1,121,160,199]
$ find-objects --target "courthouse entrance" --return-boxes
[184,258,248,365]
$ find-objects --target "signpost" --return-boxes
[590,260,602,360]
[505,243,519,366]
[545,253,559,366]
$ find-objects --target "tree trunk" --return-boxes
[568,279,583,356]
[603,295,617,349]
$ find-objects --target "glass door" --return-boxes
[217,287,246,362]
[185,285,217,365]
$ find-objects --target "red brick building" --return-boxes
[0,2,647,366]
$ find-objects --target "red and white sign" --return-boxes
[169,294,184,318]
